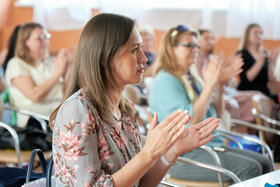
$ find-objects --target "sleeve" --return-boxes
[5,58,30,85]
[52,98,113,187]
[149,72,194,123]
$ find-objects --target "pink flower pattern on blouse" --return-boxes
[53,90,141,186]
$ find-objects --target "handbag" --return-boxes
[0,149,47,187]
[0,126,52,151]
[22,149,55,187]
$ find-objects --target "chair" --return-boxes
[144,108,280,186]
[0,106,51,167]
[252,94,280,147]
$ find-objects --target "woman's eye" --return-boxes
[132,47,138,53]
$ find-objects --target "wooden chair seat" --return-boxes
[0,149,52,164]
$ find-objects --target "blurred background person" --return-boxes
[236,23,277,102]
[196,29,262,124]
[5,22,72,128]
[149,25,272,182]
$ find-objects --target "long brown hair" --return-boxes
[154,26,197,79]
[239,23,262,50]
[15,23,43,64]
[50,13,136,128]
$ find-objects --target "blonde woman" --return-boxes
[149,25,272,182]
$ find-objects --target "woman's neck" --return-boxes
[199,50,211,57]
[30,52,44,63]
[109,87,123,120]
[247,44,259,53]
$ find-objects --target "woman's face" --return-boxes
[25,27,49,59]
[173,33,199,72]
[199,31,215,54]
[110,27,148,89]
[248,26,263,46]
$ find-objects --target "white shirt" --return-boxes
[5,57,64,127]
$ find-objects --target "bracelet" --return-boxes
[160,155,176,167]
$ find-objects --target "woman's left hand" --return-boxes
[164,117,219,163]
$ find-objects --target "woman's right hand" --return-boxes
[53,49,68,78]
[202,55,222,88]
[142,110,190,162]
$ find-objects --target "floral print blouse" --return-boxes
[52,90,142,186]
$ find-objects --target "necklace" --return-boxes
[113,116,122,122]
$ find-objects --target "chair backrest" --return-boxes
[252,94,278,147]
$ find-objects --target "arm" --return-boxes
[219,54,243,85]
[139,117,220,186]
[212,84,224,118]
[191,56,222,124]
[12,74,61,103]
[268,58,276,82]
[246,49,266,82]
[0,76,6,93]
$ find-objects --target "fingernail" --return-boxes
[177,109,182,113]
[183,110,188,114]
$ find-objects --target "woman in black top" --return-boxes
[237,23,274,97]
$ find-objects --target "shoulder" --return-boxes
[236,49,249,57]
[154,70,182,85]
[6,57,28,69]
[5,57,31,81]
[153,70,184,91]
[57,90,97,122]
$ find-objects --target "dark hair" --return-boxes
[198,29,210,36]
[3,25,22,73]
[50,13,136,128]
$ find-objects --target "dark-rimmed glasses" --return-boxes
[175,43,200,49]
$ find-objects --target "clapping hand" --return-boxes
[142,110,190,161]
[202,55,222,88]
[219,54,244,84]
[165,117,219,162]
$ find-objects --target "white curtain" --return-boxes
[98,0,280,39]
[32,0,92,30]
[18,0,280,39]
[226,0,280,39]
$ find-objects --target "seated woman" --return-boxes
[237,23,276,100]
[5,23,72,127]
[50,13,219,186]
[149,25,272,182]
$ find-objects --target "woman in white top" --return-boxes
[5,22,71,127]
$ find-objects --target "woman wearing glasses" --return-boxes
[5,23,71,127]
[149,25,272,182]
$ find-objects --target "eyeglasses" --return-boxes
[175,43,200,49]
[31,33,51,41]
[171,25,190,38]
[39,33,51,40]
